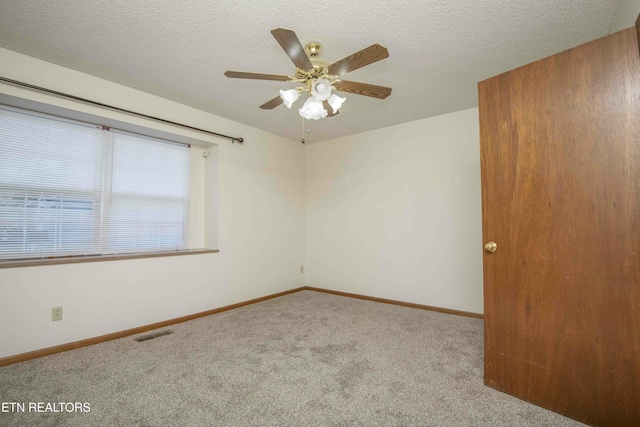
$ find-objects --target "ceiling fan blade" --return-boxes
[260,96,284,110]
[333,80,392,99]
[225,71,290,81]
[271,28,314,71]
[327,44,389,76]
[322,100,340,117]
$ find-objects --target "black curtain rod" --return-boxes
[0,76,243,143]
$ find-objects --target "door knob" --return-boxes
[484,242,497,253]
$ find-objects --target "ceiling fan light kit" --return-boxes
[225,28,391,123]
[285,67,343,119]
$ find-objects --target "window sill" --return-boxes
[0,249,219,269]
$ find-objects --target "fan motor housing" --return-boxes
[305,43,329,71]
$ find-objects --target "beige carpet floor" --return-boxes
[0,290,585,426]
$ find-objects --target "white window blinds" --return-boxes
[107,131,190,253]
[0,106,190,260]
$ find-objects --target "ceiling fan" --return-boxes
[225,28,391,120]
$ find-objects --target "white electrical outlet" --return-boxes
[52,306,63,321]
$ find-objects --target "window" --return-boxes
[0,106,190,260]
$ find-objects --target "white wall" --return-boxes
[0,48,305,358]
[610,0,640,33]
[305,108,483,314]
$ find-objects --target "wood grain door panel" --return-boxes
[479,27,640,426]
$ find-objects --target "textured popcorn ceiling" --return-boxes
[0,0,623,143]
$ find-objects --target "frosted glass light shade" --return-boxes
[279,89,299,108]
[299,97,327,120]
[311,78,332,101]
[327,94,346,113]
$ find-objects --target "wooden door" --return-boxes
[479,27,640,426]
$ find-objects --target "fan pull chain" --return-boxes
[301,117,306,144]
